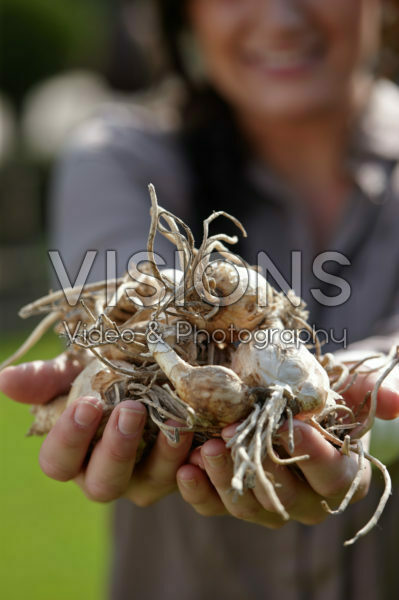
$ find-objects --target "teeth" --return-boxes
[246,47,315,70]
[265,51,305,69]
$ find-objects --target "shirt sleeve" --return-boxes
[48,112,192,286]
[336,292,399,358]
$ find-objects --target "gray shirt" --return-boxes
[50,79,399,600]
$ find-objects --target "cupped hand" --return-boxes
[176,367,399,528]
[0,355,193,505]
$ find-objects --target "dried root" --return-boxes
[2,184,398,546]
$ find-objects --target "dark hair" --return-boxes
[156,1,187,80]
[154,0,264,251]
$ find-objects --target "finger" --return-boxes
[125,421,194,507]
[83,400,147,502]
[279,421,371,500]
[201,439,284,527]
[0,354,83,404]
[343,370,399,420]
[223,424,339,523]
[39,396,103,481]
[252,458,329,525]
[221,423,240,441]
[188,446,205,469]
[177,464,227,516]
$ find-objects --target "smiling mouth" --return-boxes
[241,42,325,76]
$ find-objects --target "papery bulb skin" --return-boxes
[232,335,332,416]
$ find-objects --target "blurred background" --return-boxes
[0,2,169,599]
[1,1,399,599]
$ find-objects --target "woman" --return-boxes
[2,0,399,598]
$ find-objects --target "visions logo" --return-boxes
[48,248,352,310]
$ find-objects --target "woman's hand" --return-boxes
[2,353,398,521]
[0,355,193,505]
[175,368,399,528]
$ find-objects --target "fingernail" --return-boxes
[204,452,227,468]
[74,399,102,427]
[293,427,303,446]
[179,477,197,489]
[222,425,237,441]
[280,426,303,448]
[118,406,145,436]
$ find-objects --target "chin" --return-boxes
[236,83,347,121]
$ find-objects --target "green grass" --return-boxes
[0,331,110,600]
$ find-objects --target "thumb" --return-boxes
[343,367,399,421]
[0,354,83,405]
